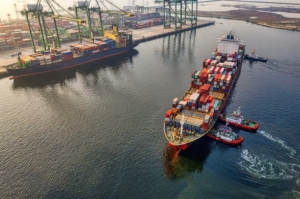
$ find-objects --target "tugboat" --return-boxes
[244,49,268,62]
[207,124,244,145]
[219,107,259,131]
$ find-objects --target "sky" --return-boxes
[0,0,150,20]
[0,0,299,21]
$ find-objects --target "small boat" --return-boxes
[244,49,268,62]
[219,107,259,131]
[207,125,244,145]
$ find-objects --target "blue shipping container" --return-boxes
[83,50,92,56]
[61,51,73,55]
[191,126,195,132]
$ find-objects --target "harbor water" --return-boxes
[0,18,300,198]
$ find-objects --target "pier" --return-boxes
[132,20,215,43]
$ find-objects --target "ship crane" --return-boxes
[11,52,23,61]
[180,114,185,138]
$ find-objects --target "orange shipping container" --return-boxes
[172,108,178,114]
[165,110,172,118]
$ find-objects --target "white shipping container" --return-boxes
[179,100,187,106]
[214,67,219,74]
[212,60,218,66]
[220,68,224,74]
[226,76,232,83]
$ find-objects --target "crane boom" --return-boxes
[104,0,134,17]
[51,15,86,23]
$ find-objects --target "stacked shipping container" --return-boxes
[165,49,241,132]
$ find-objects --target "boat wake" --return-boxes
[239,149,300,180]
[258,130,296,156]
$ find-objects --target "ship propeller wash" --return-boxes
[164,31,246,151]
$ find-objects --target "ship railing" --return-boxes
[5,63,18,69]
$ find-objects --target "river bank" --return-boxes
[197,9,300,31]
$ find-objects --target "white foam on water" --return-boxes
[292,190,300,199]
[239,149,300,180]
[258,130,297,156]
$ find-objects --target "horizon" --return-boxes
[0,0,299,22]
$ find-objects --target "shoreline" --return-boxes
[197,9,300,32]
[200,14,300,31]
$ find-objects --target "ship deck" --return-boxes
[165,125,207,145]
[164,86,227,146]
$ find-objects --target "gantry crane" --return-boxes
[99,0,134,28]
[68,0,134,42]
[154,0,198,29]
[21,0,86,52]
[68,1,105,42]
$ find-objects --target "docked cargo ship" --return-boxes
[164,31,246,151]
[5,25,138,79]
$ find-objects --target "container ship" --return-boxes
[5,25,138,79]
[164,31,245,151]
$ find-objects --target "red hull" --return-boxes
[206,133,244,145]
[169,142,188,151]
[219,116,259,131]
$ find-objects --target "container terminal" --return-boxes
[0,0,214,77]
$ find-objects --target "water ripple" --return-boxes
[239,149,300,180]
[258,130,297,156]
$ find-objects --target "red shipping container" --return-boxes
[202,84,210,91]
[207,96,213,102]
[214,74,221,82]
[212,67,217,73]
[209,99,215,109]
[224,75,228,81]
[165,110,172,118]
[191,80,195,88]
[199,94,207,105]
[203,96,209,104]
[203,123,209,129]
